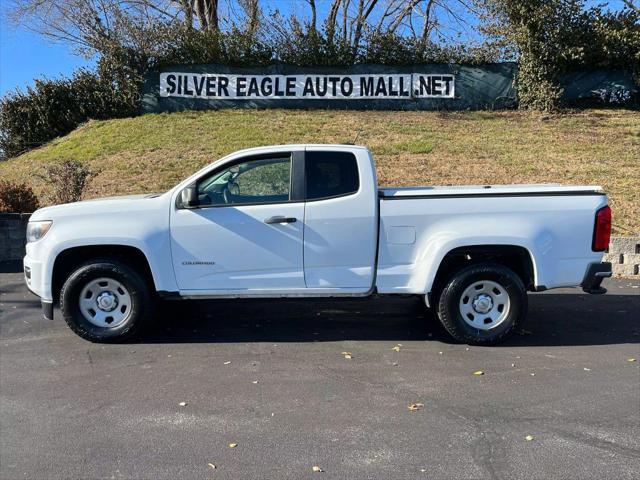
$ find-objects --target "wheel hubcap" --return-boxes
[96,292,118,311]
[459,280,510,330]
[472,294,493,314]
[79,278,132,328]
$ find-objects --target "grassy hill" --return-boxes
[1,109,638,234]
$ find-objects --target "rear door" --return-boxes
[302,147,378,290]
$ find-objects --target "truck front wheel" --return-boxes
[436,263,527,345]
[60,259,152,342]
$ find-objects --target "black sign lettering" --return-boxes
[166,74,176,94]
[286,77,296,96]
[159,72,454,100]
[218,76,229,96]
[341,77,353,96]
[303,77,315,96]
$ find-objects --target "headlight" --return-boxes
[26,221,53,243]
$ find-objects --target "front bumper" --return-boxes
[41,299,54,320]
[581,262,612,294]
[23,256,54,320]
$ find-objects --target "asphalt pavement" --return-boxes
[1,265,639,479]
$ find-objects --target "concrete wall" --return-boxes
[0,213,30,262]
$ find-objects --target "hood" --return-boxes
[29,192,167,221]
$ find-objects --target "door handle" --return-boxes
[264,216,297,224]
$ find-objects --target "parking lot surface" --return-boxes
[1,267,639,479]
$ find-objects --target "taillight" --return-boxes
[592,205,611,252]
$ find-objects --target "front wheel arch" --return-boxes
[52,245,156,304]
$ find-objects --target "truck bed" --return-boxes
[375,183,607,295]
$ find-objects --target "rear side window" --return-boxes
[305,151,359,200]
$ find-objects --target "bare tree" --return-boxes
[305,0,317,34]
[175,0,194,27]
[8,0,481,59]
[8,1,180,51]
[193,0,219,32]
[238,0,260,36]
[326,0,342,44]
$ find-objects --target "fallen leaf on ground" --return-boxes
[628,358,636,363]
[312,466,323,472]
[392,346,401,352]
[224,361,231,365]
[228,443,237,448]
[178,402,187,407]
[473,370,484,376]
[408,403,424,412]
[341,352,353,359]
[208,463,216,470]
[525,435,534,441]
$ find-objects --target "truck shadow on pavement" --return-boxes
[141,292,640,347]
[2,267,637,347]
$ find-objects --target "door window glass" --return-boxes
[197,156,291,206]
[306,152,359,200]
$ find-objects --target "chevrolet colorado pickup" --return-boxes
[23,144,612,344]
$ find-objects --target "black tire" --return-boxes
[436,262,527,345]
[60,259,152,342]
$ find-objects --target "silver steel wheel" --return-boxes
[79,277,132,328]
[459,280,510,330]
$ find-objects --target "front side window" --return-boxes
[197,156,292,206]
[306,151,359,200]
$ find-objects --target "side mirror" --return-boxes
[180,185,199,208]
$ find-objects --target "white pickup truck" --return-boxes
[23,144,612,344]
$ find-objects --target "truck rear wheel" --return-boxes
[60,259,152,342]
[436,263,527,345]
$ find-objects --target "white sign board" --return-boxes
[159,73,455,100]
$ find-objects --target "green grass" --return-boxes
[1,109,638,234]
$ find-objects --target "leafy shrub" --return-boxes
[0,181,39,213]
[149,24,502,69]
[0,67,139,159]
[482,0,640,110]
[43,160,92,205]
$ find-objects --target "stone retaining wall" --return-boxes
[0,213,31,262]
[604,236,640,277]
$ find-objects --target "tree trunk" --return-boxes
[194,0,219,32]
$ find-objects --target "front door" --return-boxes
[170,153,305,291]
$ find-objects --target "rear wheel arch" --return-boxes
[436,262,528,345]
[52,245,156,303]
[429,244,536,303]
